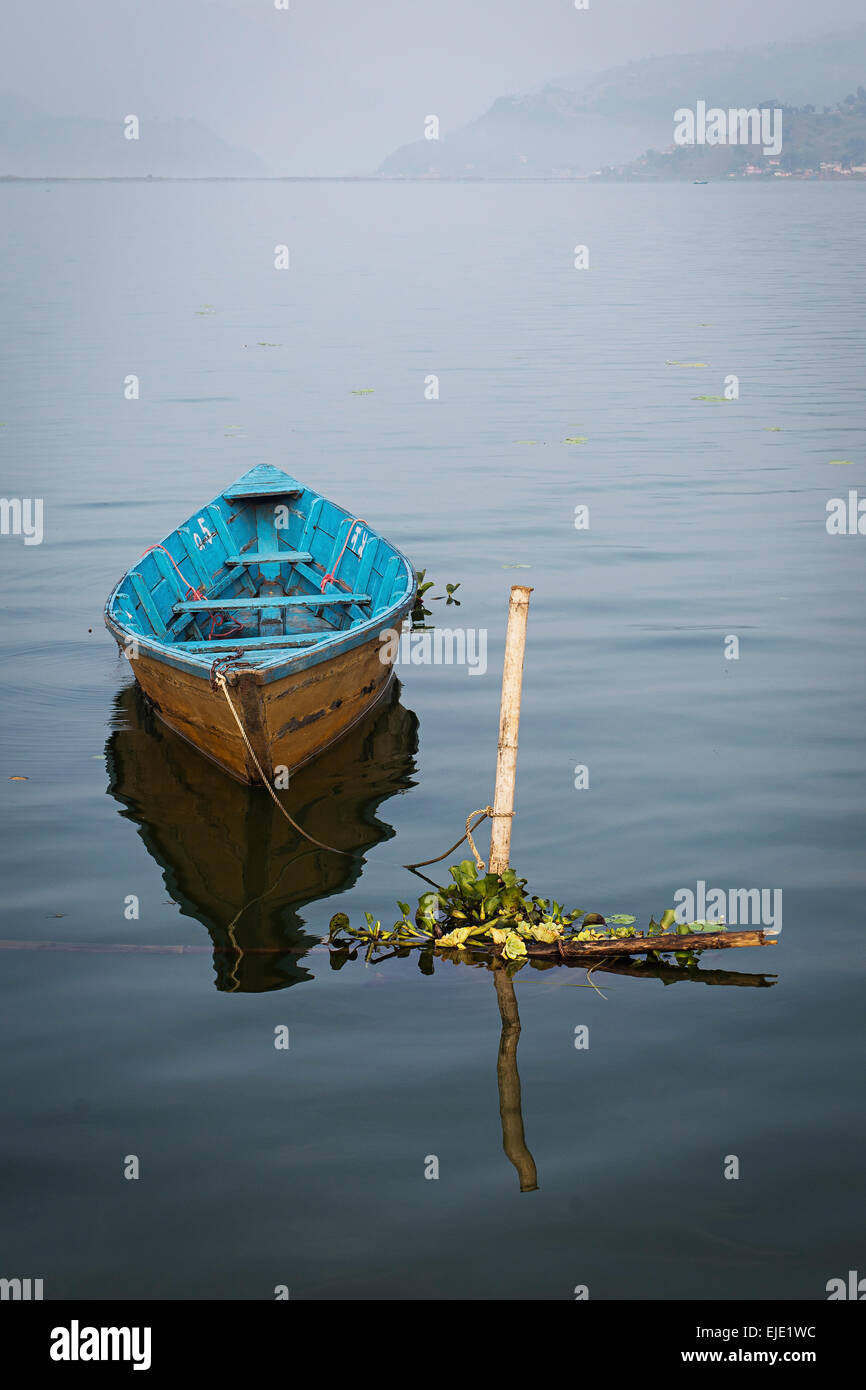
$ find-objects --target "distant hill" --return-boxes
[379,26,866,177]
[598,91,866,179]
[0,94,267,177]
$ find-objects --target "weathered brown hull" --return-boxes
[130,633,396,784]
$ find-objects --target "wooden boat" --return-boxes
[105,465,416,784]
[106,680,418,992]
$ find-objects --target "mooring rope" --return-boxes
[212,670,350,857]
[215,666,512,872]
[403,806,513,873]
[320,517,368,592]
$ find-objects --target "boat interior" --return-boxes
[108,467,413,665]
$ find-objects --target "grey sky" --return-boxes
[4,0,865,172]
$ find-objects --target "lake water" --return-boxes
[0,180,864,1300]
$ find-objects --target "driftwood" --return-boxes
[482,927,776,960]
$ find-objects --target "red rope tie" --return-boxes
[139,544,206,600]
[320,519,367,592]
[140,543,246,641]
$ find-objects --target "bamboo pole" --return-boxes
[488,586,533,875]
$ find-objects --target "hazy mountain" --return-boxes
[380,25,866,176]
[0,94,267,177]
[599,91,866,179]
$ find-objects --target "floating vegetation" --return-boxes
[828,459,854,465]
[666,360,708,367]
[763,426,783,432]
[327,862,737,969]
[693,395,730,403]
[514,440,540,445]
[502,564,531,569]
[411,569,461,623]
[195,305,215,315]
[351,388,375,395]
[256,341,281,347]
[563,436,589,445]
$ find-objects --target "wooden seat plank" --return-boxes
[173,593,371,614]
[225,551,312,566]
[175,634,322,652]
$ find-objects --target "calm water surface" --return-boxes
[0,181,864,1299]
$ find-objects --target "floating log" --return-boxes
[477,928,775,960]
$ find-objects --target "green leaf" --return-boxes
[659,909,678,931]
[530,924,561,943]
[503,932,527,960]
[606,914,636,925]
[437,926,473,949]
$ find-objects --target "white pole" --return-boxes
[488,586,533,875]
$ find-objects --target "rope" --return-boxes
[139,543,205,600]
[403,806,513,873]
[212,670,350,858]
[320,518,367,593]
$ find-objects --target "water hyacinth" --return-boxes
[327,859,728,966]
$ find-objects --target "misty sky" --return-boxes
[4,0,865,172]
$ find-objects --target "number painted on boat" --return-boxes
[193,516,216,550]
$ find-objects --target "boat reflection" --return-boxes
[106,680,419,993]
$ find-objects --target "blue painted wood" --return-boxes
[374,556,399,617]
[177,526,212,590]
[354,532,379,599]
[206,504,244,567]
[298,496,323,555]
[222,464,302,499]
[173,594,371,614]
[225,551,312,566]
[151,547,206,641]
[129,572,167,635]
[177,635,321,652]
